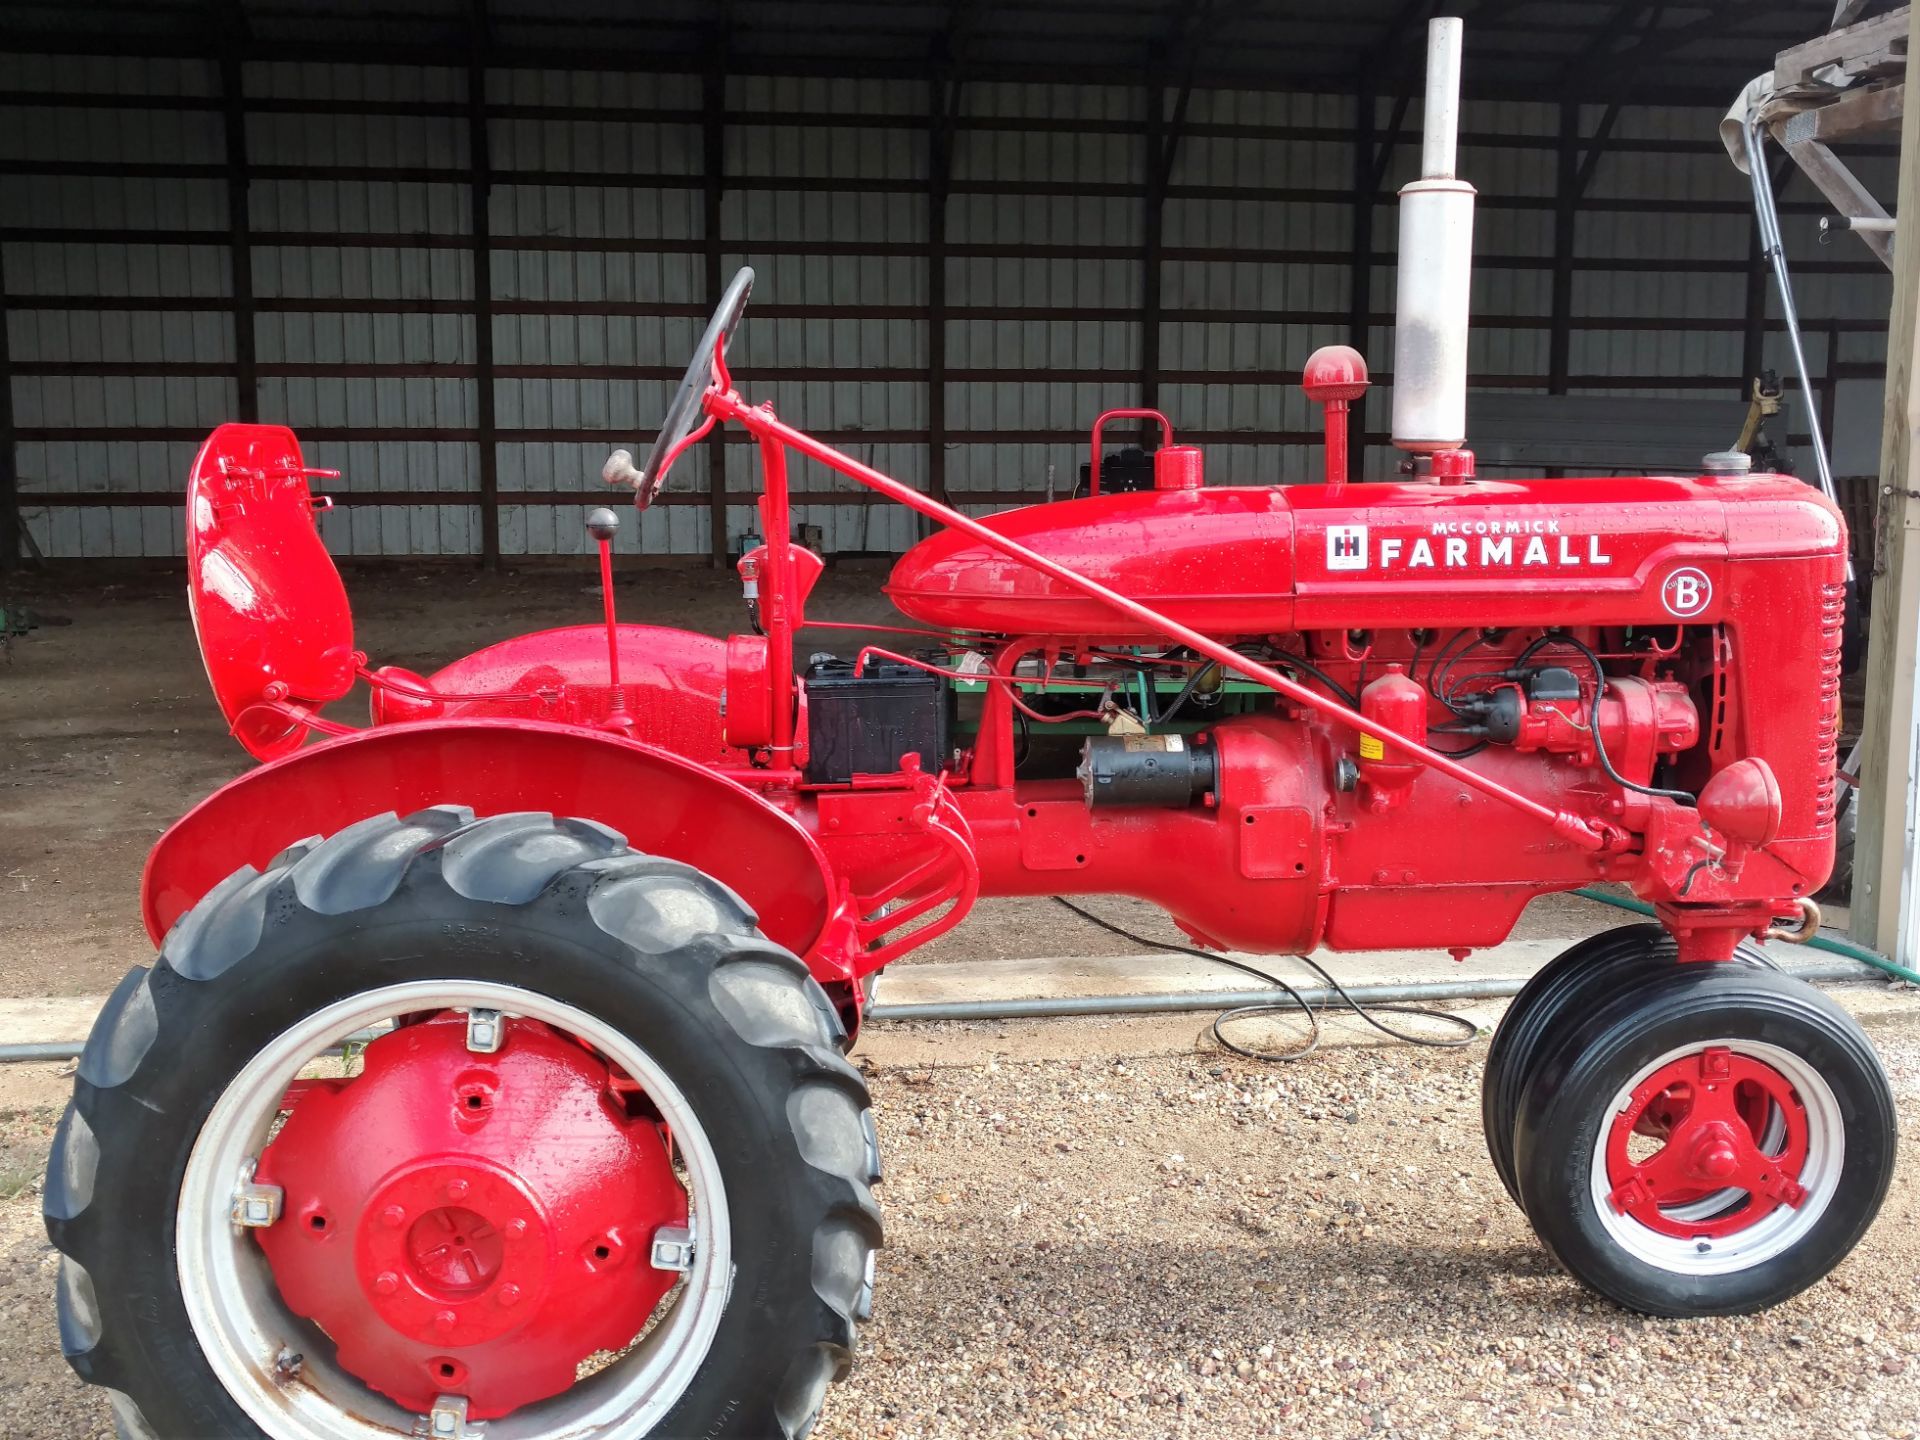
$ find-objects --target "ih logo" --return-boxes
[1662,566,1713,618]
[1326,524,1369,571]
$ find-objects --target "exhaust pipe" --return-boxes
[1390,16,1476,455]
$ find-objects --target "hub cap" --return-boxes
[1590,1039,1843,1276]
[176,982,733,1440]
[252,1014,685,1417]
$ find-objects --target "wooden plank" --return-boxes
[1790,80,1904,144]
[1773,5,1908,88]
[220,53,256,423]
[0,240,15,572]
[1780,133,1895,267]
[467,18,500,569]
[1852,4,1920,961]
[702,54,727,569]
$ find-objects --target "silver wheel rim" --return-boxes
[177,981,733,1440]
[1587,1038,1843,1276]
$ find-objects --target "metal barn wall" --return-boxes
[1,54,1894,560]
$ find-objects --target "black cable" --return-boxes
[1051,897,1479,1063]
[1263,648,1362,710]
[1153,657,1218,726]
[1561,635,1697,805]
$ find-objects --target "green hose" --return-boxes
[1572,887,1920,986]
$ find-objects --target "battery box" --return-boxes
[803,655,950,785]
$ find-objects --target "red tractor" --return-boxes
[46,21,1893,1440]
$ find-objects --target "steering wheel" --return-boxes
[604,265,755,509]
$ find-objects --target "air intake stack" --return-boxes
[1390,17,1476,455]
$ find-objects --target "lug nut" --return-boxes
[373,1271,400,1296]
[434,1309,458,1334]
[381,1204,407,1229]
[445,1178,470,1201]
[504,1218,528,1241]
[497,1284,522,1308]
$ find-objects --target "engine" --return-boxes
[826,465,1845,959]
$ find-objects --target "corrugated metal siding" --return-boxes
[1,58,1895,558]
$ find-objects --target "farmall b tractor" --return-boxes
[47,19,1896,1440]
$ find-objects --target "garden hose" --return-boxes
[1572,887,1920,986]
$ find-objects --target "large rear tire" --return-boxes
[46,807,881,1439]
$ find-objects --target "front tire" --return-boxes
[46,807,881,1439]
[1512,964,1894,1316]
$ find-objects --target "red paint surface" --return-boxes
[254,1015,685,1418]
[1603,1045,1810,1239]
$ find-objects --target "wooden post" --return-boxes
[927,62,954,508]
[1348,80,1376,478]
[1140,68,1165,430]
[703,54,728,567]
[0,241,16,572]
[1548,100,1579,396]
[1852,6,1920,963]
[220,52,257,424]
[466,12,499,568]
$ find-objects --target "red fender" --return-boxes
[142,719,835,963]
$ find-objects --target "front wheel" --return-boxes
[1512,965,1894,1316]
[46,808,881,1439]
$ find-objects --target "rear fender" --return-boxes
[142,718,836,967]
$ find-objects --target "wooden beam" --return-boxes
[1140,64,1165,429]
[1777,124,1896,268]
[925,2,973,511]
[1348,78,1376,477]
[1774,4,1909,89]
[1853,3,1920,963]
[219,51,256,423]
[1789,79,1905,145]
[466,1,499,569]
[702,46,727,568]
[1548,101,1579,394]
[0,240,16,571]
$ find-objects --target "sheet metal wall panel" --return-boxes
[1,59,1898,558]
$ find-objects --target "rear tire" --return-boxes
[1511,964,1894,1316]
[46,807,881,1439]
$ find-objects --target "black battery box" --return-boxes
[803,654,950,785]
[1073,446,1155,498]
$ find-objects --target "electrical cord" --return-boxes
[1052,897,1480,1062]
[1558,635,1697,805]
[1263,648,1362,710]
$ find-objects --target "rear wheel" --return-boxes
[46,808,881,1439]
[1512,965,1894,1316]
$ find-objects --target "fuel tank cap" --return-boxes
[1701,450,1752,474]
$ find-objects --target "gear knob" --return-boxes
[602,449,645,492]
[586,507,621,542]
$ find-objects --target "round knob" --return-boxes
[586,507,621,542]
[1302,345,1370,404]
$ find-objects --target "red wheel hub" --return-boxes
[1604,1045,1809,1240]
[253,1014,688,1419]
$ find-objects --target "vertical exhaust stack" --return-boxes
[1391,16,1476,455]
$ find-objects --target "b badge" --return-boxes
[1661,566,1712,618]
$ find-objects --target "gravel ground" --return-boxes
[3,1005,1917,1440]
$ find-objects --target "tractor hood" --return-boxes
[885,486,1298,637]
[186,423,356,760]
[885,474,1844,639]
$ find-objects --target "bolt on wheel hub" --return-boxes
[252,1013,689,1419]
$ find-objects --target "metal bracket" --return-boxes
[230,1168,284,1229]
[465,1008,503,1053]
[650,1224,697,1273]
[419,1395,484,1439]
